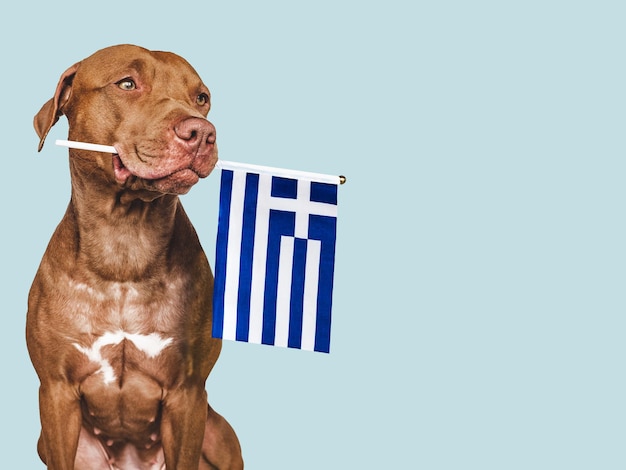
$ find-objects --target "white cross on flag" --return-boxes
[212,160,340,353]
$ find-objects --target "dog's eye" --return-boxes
[117,79,136,91]
[196,93,209,106]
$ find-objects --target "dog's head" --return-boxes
[34,44,217,196]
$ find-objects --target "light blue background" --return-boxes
[2,1,625,468]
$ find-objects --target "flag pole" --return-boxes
[54,141,347,185]
[56,139,117,153]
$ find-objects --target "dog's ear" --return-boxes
[34,62,79,152]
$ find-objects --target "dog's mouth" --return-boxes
[112,153,203,195]
[113,154,132,182]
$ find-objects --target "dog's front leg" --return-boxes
[161,384,209,469]
[38,381,82,470]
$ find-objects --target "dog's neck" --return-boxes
[67,161,181,282]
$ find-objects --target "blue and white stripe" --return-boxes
[213,167,338,353]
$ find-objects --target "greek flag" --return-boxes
[212,161,339,353]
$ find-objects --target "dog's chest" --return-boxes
[74,330,174,385]
[67,277,190,386]
[66,278,192,439]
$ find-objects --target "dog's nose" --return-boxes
[174,117,216,153]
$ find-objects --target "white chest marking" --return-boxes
[74,331,173,385]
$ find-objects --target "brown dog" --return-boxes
[28,44,243,469]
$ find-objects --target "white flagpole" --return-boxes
[56,139,117,153]
[54,140,346,184]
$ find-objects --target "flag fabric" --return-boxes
[212,162,339,353]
